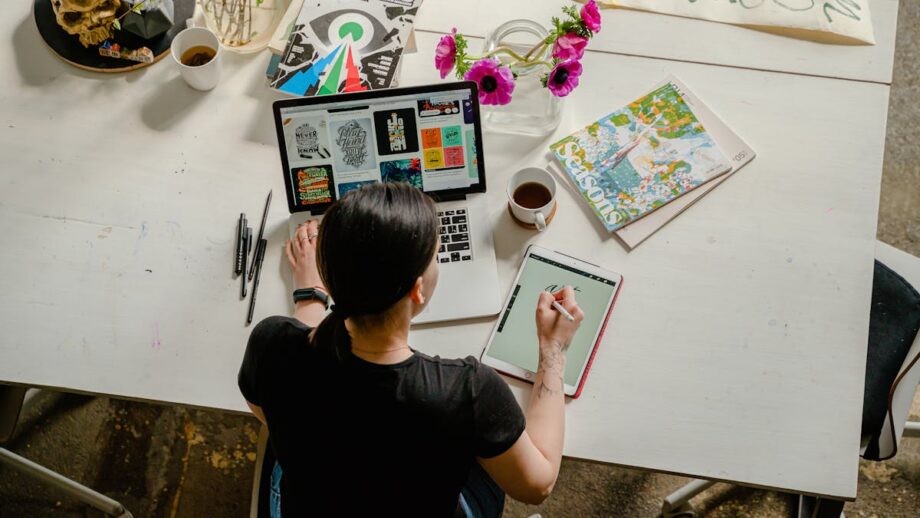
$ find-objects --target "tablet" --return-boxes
[481,245,622,398]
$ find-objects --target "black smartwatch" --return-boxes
[292,288,330,309]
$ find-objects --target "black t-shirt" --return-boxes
[238,316,526,516]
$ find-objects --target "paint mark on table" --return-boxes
[134,222,149,256]
[768,319,777,327]
[145,268,153,273]
[98,226,112,239]
[786,257,794,263]
[152,322,161,349]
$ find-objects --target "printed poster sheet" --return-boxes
[600,0,874,44]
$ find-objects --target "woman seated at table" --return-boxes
[238,182,583,517]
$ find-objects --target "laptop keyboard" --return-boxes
[437,208,472,264]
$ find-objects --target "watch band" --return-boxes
[292,287,330,309]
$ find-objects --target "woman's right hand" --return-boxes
[535,286,584,351]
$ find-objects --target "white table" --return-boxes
[0,0,897,502]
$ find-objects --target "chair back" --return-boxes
[866,242,920,460]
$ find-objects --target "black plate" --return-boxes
[34,0,195,72]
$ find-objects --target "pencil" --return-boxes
[247,239,267,325]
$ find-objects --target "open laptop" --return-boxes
[271,81,501,324]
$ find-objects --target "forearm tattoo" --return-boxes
[536,342,566,399]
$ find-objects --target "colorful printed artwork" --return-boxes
[550,81,731,232]
[380,158,423,188]
[294,165,334,205]
[338,179,376,197]
[331,118,376,172]
[373,108,419,155]
[271,0,420,97]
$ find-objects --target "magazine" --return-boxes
[550,79,732,232]
[613,76,756,249]
[270,0,420,97]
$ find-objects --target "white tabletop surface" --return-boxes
[0,2,896,500]
[413,0,900,84]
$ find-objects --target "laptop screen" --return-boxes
[273,82,485,214]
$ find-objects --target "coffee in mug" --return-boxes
[513,182,553,209]
[507,167,558,231]
[171,27,222,91]
[180,45,216,67]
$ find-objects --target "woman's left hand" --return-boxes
[286,220,325,291]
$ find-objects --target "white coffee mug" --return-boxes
[507,167,557,231]
[170,27,221,91]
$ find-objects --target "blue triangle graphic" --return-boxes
[279,44,344,95]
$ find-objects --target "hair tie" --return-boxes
[329,304,350,318]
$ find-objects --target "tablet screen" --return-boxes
[486,253,619,386]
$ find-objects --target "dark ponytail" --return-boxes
[310,182,439,360]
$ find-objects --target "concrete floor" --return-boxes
[2,2,920,517]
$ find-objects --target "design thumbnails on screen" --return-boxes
[417,98,460,118]
[373,108,419,156]
[421,126,466,171]
[380,157,423,189]
[331,118,376,172]
[294,165,334,205]
[293,119,331,160]
[337,180,376,198]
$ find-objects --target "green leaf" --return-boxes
[132,1,145,12]
[112,18,121,30]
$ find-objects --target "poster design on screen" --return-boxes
[338,180,376,198]
[380,158,423,189]
[417,99,460,118]
[331,118,376,172]
[291,118,331,160]
[465,129,478,179]
[373,108,419,155]
[462,99,474,124]
[294,165,333,205]
[421,126,464,171]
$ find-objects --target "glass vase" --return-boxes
[199,0,287,54]
[481,19,562,136]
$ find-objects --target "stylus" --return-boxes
[249,190,272,281]
[551,300,575,322]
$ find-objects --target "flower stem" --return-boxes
[523,41,548,61]
[467,46,529,63]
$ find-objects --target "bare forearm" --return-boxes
[525,343,567,476]
[293,300,326,327]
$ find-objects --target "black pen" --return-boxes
[247,239,268,325]
[241,226,252,298]
[234,213,246,275]
[249,190,272,281]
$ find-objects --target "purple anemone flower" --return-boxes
[464,59,515,106]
